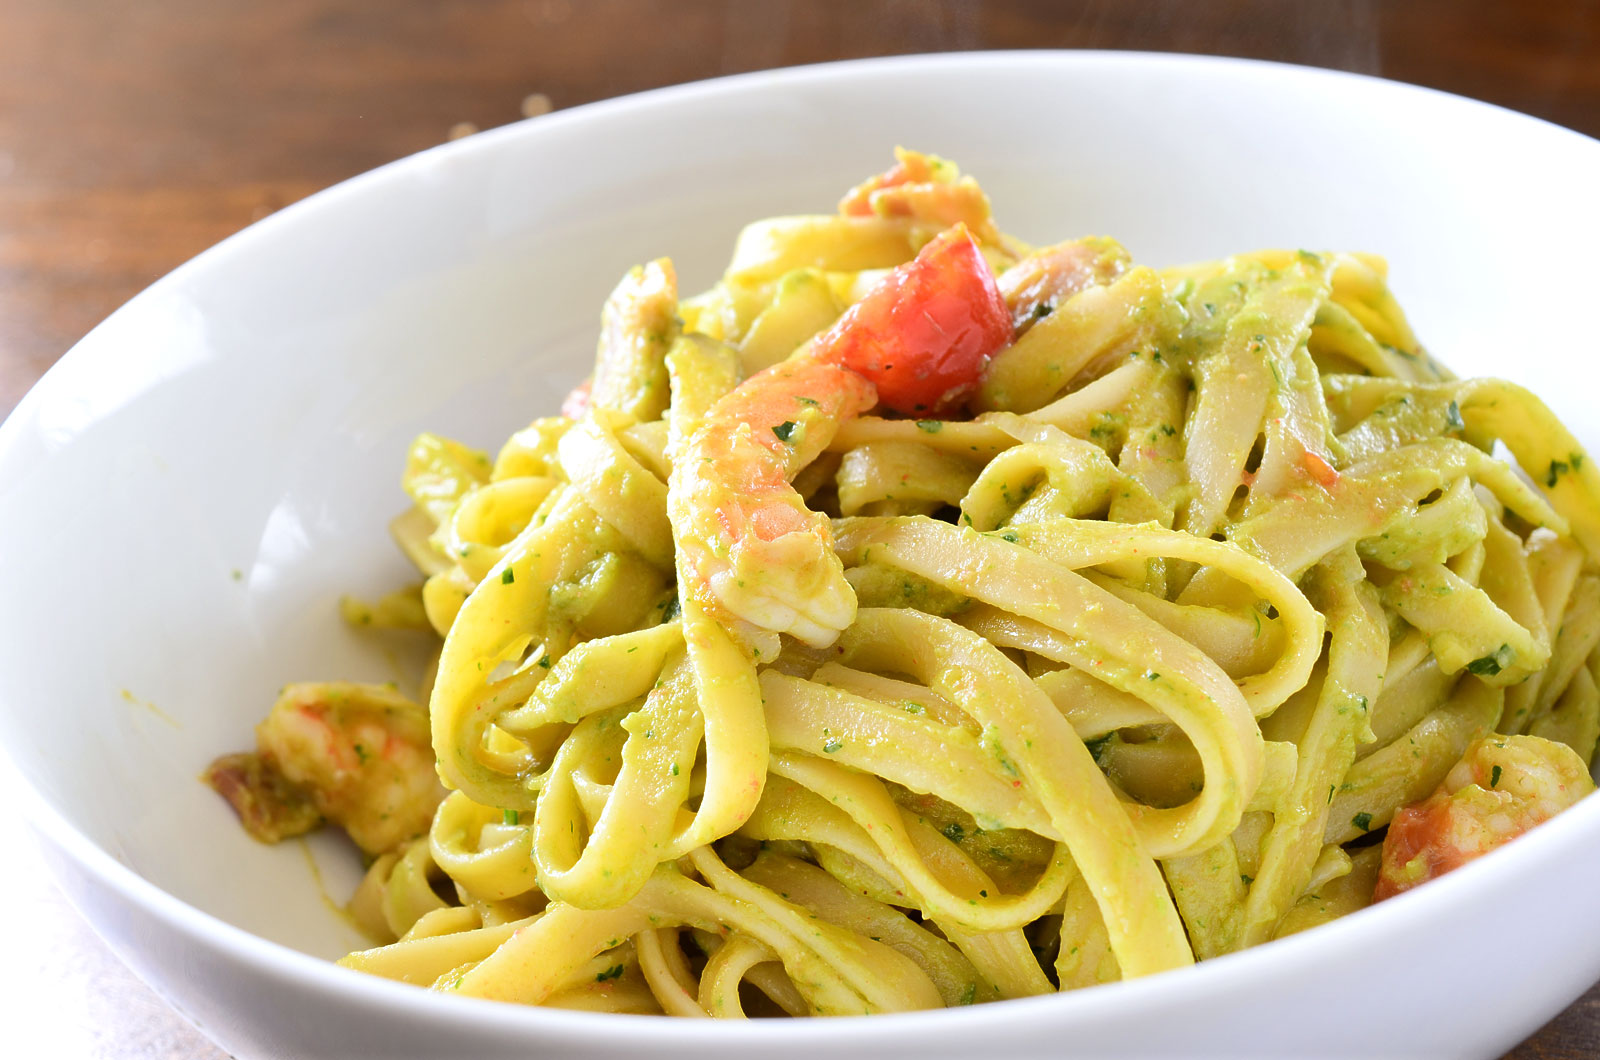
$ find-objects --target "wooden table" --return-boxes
[1,1,1597,1056]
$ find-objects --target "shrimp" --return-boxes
[205,682,446,856]
[560,377,592,420]
[670,224,1011,651]
[203,749,321,844]
[997,236,1131,333]
[1374,734,1594,901]
[838,148,1003,247]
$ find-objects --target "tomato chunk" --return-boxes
[814,224,1011,415]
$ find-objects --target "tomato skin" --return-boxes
[815,224,1011,415]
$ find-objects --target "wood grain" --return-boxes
[1,1,1597,1057]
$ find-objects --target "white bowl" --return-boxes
[4,51,1599,1059]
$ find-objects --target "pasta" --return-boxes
[207,149,1600,1017]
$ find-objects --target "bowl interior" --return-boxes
[2,51,1599,970]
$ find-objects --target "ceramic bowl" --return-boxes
[3,51,1599,1059]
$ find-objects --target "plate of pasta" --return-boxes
[3,51,1600,1060]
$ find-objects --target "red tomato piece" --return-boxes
[814,224,1011,415]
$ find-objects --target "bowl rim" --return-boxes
[7,47,1600,1046]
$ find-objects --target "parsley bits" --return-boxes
[1466,644,1514,676]
[773,421,798,443]
[1084,733,1114,763]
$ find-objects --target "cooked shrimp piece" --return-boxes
[998,236,1130,332]
[674,358,876,649]
[838,147,943,214]
[838,148,1002,246]
[560,377,593,420]
[1374,734,1594,901]
[206,682,445,856]
[671,224,1011,651]
[203,749,322,844]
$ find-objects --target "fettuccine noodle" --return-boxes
[207,150,1600,1017]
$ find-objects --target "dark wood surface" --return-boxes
[2,1,1598,1056]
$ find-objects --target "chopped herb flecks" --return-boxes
[1466,644,1513,676]
[1490,764,1502,788]
[916,419,943,434]
[595,965,624,983]
[773,421,798,443]
[1352,812,1373,832]
[501,568,515,585]
[503,809,520,826]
